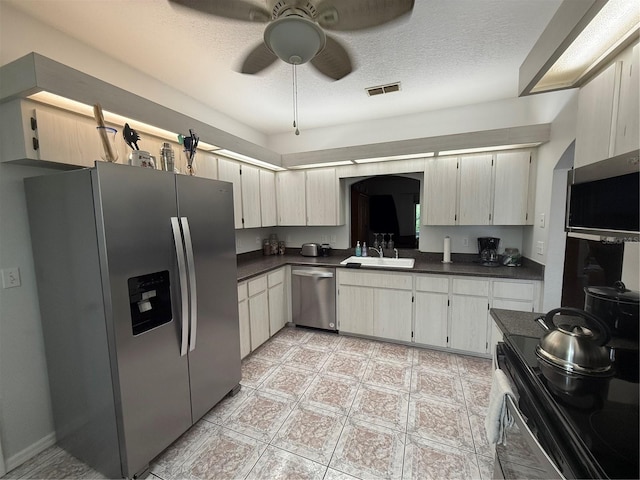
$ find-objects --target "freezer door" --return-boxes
[94,163,192,477]
[176,174,241,421]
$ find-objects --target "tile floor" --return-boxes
[4,327,496,480]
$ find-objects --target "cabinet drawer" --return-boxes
[237,282,248,302]
[267,268,285,287]
[338,270,412,290]
[452,278,489,296]
[248,275,267,296]
[492,281,535,301]
[416,275,449,293]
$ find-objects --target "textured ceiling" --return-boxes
[6,0,562,136]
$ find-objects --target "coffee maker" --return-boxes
[478,237,500,266]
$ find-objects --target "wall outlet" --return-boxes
[538,213,545,228]
[462,237,469,247]
[331,235,336,243]
[2,267,21,288]
[255,236,261,245]
[536,241,544,255]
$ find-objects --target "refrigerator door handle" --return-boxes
[171,217,190,356]
[181,217,198,352]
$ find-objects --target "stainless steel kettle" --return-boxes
[535,307,612,376]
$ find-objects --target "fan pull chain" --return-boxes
[292,63,300,135]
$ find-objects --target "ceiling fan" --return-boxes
[169,0,415,80]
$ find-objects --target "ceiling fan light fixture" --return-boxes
[264,16,326,65]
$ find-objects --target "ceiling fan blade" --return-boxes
[240,42,279,74]
[316,0,414,31]
[169,0,270,22]
[310,35,352,80]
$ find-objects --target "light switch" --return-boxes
[536,241,544,255]
[2,267,21,288]
[538,213,545,228]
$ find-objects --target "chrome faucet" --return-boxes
[370,247,384,258]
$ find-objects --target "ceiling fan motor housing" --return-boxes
[264,16,327,65]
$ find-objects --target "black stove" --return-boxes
[502,334,639,479]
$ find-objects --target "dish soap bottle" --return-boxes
[362,242,368,257]
[355,241,362,257]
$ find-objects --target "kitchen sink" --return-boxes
[339,256,415,269]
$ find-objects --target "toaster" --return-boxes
[300,243,321,257]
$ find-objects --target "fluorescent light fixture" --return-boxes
[438,143,542,156]
[27,91,220,151]
[288,160,355,169]
[521,0,640,95]
[213,149,286,171]
[352,152,434,164]
[534,0,639,92]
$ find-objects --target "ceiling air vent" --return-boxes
[366,82,401,97]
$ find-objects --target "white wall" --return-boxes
[520,91,579,310]
[0,163,57,470]
[268,90,575,154]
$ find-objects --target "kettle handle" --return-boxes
[613,280,628,293]
[545,307,611,346]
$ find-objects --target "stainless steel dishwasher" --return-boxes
[291,267,337,331]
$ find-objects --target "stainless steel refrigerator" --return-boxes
[25,161,241,478]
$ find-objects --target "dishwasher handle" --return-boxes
[292,269,334,279]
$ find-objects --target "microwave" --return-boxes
[566,149,639,239]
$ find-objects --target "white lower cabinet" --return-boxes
[491,280,537,312]
[374,289,413,342]
[338,285,374,336]
[237,267,288,358]
[237,283,251,359]
[268,268,287,336]
[337,270,412,342]
[248,276,270,350]
[414,275,449,348]
[450,294,490,354]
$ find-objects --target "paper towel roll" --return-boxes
[443,236,452,263]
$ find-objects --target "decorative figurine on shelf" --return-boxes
[123,122,155,168]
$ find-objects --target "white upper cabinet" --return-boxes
[240,164,262,229]
[217,158,244,229]
[458,154,494,225]
[423,157,458,225]
[493,151,531,225]
[275,168,341,226]
[575,62,619,168]
[218,158,269,229]
[276,170,307,225]
[259,169,277,227]
[614,43,639,156]
[306,168,339,226]
[422,151,533,226]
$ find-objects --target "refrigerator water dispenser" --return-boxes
[128,270,172,335]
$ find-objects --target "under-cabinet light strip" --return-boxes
[437,143,542,156]
[212,149,286,171]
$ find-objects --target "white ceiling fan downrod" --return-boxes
[292,62,300,135]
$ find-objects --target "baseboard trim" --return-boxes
[5,432,57,473]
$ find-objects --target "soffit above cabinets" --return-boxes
[1,53,550,172]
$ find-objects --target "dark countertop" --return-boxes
[490,308,545,338]
[237,249,545,282]
[490,308,639,350]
